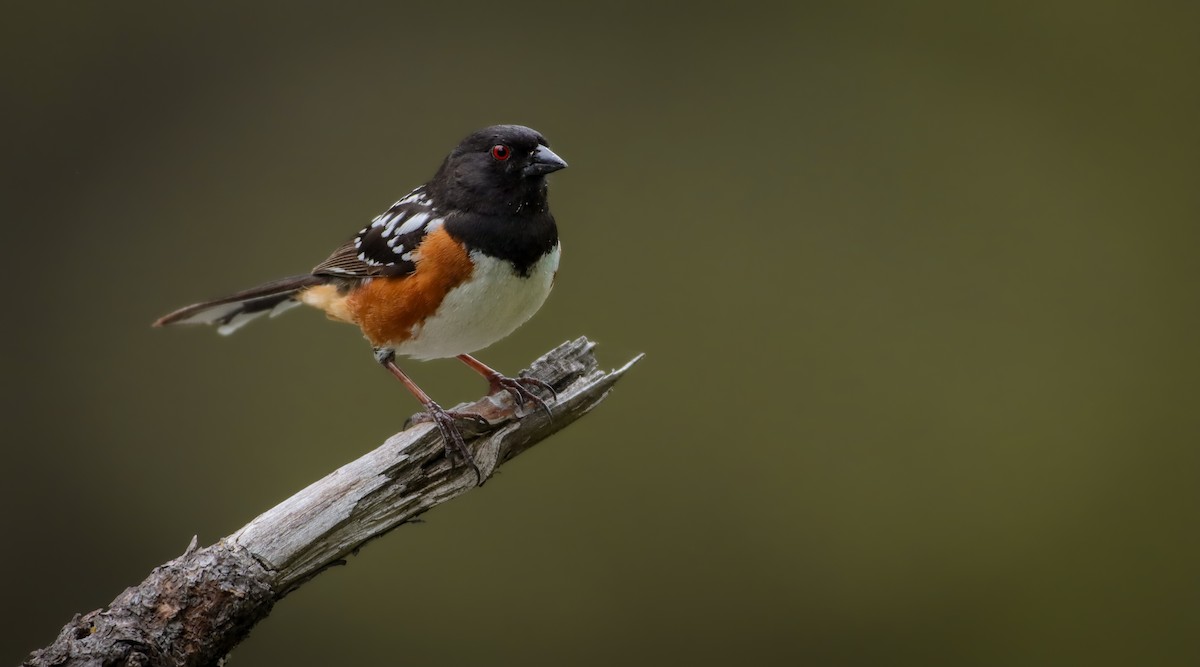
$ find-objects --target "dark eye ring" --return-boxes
[491,144,511,161]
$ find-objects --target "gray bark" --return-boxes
[23,338,640,667]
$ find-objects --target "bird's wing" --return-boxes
[312,186,445,278]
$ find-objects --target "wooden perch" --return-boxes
[24,338,640,667]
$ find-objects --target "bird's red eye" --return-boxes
[491,144,511,161]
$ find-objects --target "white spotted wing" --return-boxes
[312,186,444,278]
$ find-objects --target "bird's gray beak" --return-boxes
[523,145,568,176]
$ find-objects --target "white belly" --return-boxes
[395,245,560,360]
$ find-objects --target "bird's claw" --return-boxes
[411,408,490,430]
[414,405,485,484]
[489,374,556,420]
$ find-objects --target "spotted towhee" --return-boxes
[155,125,568,481]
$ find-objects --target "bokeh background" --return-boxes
[4,2,1199,664]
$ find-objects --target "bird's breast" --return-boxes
[356,241,560,360]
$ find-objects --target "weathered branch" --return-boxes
[24,338,640,667]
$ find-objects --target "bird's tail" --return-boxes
[153,274,327,335]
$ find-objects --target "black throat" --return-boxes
[426,150,561,277]
[443,208,558,277]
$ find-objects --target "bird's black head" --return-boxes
[429,124,567,215]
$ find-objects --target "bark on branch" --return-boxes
[24,338,640,667]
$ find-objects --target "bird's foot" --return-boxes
[488,373,556,420]
[412,404,487,484]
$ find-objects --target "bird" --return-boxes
[154,124,568,482]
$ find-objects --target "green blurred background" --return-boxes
[3,2,1199,664]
